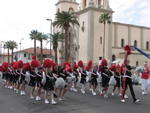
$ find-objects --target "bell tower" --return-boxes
[80,0,110,10]
[56,0,79,12]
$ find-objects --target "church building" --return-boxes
[55,0,150,66]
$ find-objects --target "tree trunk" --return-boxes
[11,49,14,63]
[103,23,106,58]
[64,27,69,62]
[40,40,43,61]
[54,47,58,64]
[34,39,36,57]
[7,49,10,63]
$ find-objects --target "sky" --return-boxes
[0,0,150,52]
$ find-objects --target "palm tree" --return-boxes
[99,13,111,58]
[4,41,11,63]
[37,32,48,61]
[53,11,79,61]
[9,41,17,62]
[29,30,39,57]
[50,32,64,64]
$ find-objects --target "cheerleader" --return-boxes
[43,67,57,104]
[80,68,87,94]
[28,68,37,99]
[100,66,112,98]
[90,67,98,95]
[35,67,43,101]
[111,64,121,96]
[54,66,67,101]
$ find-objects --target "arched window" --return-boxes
[100,36,102,44]
[136,61,139,66]
[146,41,149,50]
[112,54,116,62]
[121,39,124,48]
[98,0,101,5]
[84,0,87,8]
[134,40,137,47]
[69,7,74,12]
[57,8,60,13]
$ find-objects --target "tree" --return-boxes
[29,30,39,57]
[50,32,64,64]
[9,41,17,62]
[4,41,11,63]
[99,13,111,58]
[37,32,48,61]
[53,11,79,62]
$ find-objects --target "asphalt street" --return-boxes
[0,80,150,113]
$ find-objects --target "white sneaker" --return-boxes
[142,91,147,95]
[9,86,13,89]
[134,99,140,103]
[72,88,78,92]
[58,98,63,101]
[44,99,50,104]
[92,91,96,96]
[111,92,114,96]
[119,93,122,96]
[30,95,34,99]
[104,94,108,98]
[121,99,125,103]
[36,96,41,101]
[81,89,85,94]
[22,91,26,95]
[51,100,57,105]
[16,89,19,94]
[124,94,128,99]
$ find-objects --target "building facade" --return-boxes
[55,0,150,66]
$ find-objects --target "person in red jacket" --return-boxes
[140,62,150,95]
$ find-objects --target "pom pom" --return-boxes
[100,59,107,66]
[62,62,70,68]
[23,63,31,71]
[87,60,93,68]
[124,45,131,55]
[85,66,90,71]
[12,62,19,69]
[78,60,84,67]
[0,65,5,72]
[43,59,52,68]
[31,59,40,68]
[2,62,9,70]
[65,65,72,72]
[109,64,116,71]
[32,56,36,60]
[73,62,78,70]
[18,60,23,68]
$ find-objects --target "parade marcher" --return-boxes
[140,62,150,95]
[121,45,140,103]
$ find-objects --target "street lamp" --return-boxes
[46,18,53,58]
[19,38,24,60]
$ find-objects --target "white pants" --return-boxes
[141,79,149,91]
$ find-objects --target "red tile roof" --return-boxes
[15,48,54,55]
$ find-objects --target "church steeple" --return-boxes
[80,0,110,10]
[56,0,79,12]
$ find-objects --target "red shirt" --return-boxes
[141,67,150,79]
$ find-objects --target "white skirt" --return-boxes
[55,77,66,89]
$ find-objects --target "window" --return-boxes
[134,40,137,47]
[81,21,85,32]
[57,8,60,13]
[136,61,139,66]
[121,39,124,48]
[84,0,87,8]
[100,36,102,44]
[98,0,101,5]
[69,7,74,12]
[112,54,116,62]
[24,53,26,57]
[146,41,149,50]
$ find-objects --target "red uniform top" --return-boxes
[141,67,150,79]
